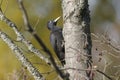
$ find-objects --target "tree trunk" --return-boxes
[62,0,92,80]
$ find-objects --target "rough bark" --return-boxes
[62,0,92,80]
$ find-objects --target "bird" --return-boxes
[47,16,65,66]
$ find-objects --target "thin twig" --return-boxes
[91,33,120,53]
[33,17,40,31]
[3,0,8,15]
[17,0,31,31]
[96,70,113,80]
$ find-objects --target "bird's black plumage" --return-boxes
[47,17,65,65]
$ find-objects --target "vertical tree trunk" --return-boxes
[62,0,92,80]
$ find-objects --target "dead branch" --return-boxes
[0,30,45,80]
[92,33,120,53]
[17,0,68,79]
[0,8,50,64]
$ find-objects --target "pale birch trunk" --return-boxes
[62,0,92,80]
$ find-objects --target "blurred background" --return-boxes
[0,0,120,80]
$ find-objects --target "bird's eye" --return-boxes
[49,21,52,23]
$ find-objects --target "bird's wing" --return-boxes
[54,30,65,65]
[53,30,65,56]
[50,30,65,65]
[50,30,63,54]
[50,32,58,52]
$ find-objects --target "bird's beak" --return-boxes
[54,16,61,23]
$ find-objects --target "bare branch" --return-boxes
[0,8,50,66]
[92,33,120,53]
[17,0,68,79]
[96,70,113,80]
[17,0,31,31]
[33,18,40,31]
[0,30,45,80]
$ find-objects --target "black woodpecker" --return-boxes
[47,17,65,66]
